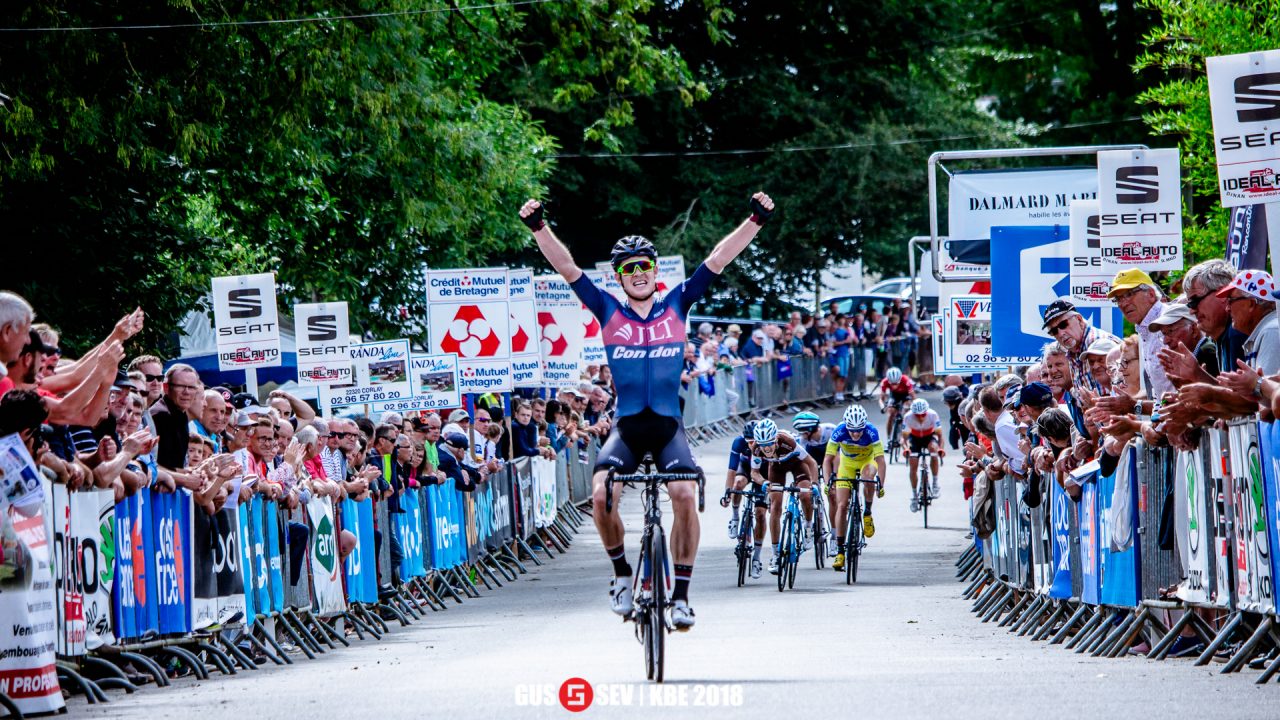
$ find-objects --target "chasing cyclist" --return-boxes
[722,422,769,579]
[749,420,819,576]
[522,192,775,630]
[878,366,915,445]
[824,405,886,572]
[901,398,944,512]
[792,411,838,557]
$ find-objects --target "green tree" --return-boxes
[1136,0,1280,267]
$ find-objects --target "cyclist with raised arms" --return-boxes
[902,398,944,512]
[721,421,769,578]
[878,366,915,441]
[792,411,838,557]
[824,405,886,572]
[748,419,819,575]
[521,192,774,631]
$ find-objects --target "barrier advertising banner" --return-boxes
[1264,421,1280,602]
[1079,474,1100,605]
[1068,200,1111,308]
[237,501,256,624]
[534,274,586,386]
[396,489,426,580]
[426,267,513,393]
[191,506,246,630]
[487,469,515,547]
[371,354,461,414]
[113,490,158,640]
[1,492,63,715]
[328,339,415,408]
[1207,49,1280,206]
[305,497,346,617]
[532,456,558,528]
[1208,429,1234,606]
[150,488,190,636]
[294,301,353,386]
[581,271,608,366]
[1176,448,1211,604]
[1097,148,1183,272]
[211,272,282,371]
[1100,449,1140,608]
[990,225,1125,359]
[508,268,543,387]
[1049,478,1073,599]
[341,498,377,604]
[426,484,465,570]
[1228,420,1274,613]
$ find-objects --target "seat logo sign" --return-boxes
[227,288,262,319]
[1115,166,1159,204]
[307,315,338,341]
[441,305,501,357]
[1235,72,1280,122]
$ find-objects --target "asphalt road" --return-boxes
[77,399,1278,719]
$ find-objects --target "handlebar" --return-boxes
[604,469,706,513]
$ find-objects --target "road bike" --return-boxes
[771,485,806,592]
[726,485,765,587]
[883,399,905,464]
[605,463,705,683]
[839,477,882,585]
[910,443,933,529]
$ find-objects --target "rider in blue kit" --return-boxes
[521,192,775,630]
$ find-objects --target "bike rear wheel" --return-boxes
[648,526,667,683]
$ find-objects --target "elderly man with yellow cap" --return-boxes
[1106,268,1173,399]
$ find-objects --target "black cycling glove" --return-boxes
[521,202,546,231]
[749,196,774,226]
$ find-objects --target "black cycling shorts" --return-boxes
[908,434,937,454]
[595,408,699,475]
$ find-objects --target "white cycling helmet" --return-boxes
[792,411,821,432]
[911,398,929,415]
[886,367,903,384]
[753,418,779,445]
[842,405,868,431]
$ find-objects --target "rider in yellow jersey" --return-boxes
[823,405,886,571]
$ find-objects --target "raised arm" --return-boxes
[520,200,583,283]
[705,192,774,274]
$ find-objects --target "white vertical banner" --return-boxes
[327,339,416,408]
[211,273,282,371]
[507,269,543,387]
[1207,49,1280,207]
[1068,200,1111,307]
[581,270,609,367]
[594,261,626,301]
[1097,148,1183,272]
[1,474,63,715]
[657,255,687,294]
[294,302,353,386]
[534,275,587,387]
[425,268,513,393]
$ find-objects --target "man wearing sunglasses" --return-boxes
[1040,299,1117,397]
[519,191,775,631]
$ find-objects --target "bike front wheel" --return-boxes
[647,525,667,683]
[813,511,827,569]
[845,503,863,585]
[777,516,792,593]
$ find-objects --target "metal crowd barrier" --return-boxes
[5,442,603,714]
[956,415,1280,682]
[682,356,836,445]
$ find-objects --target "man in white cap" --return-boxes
[1148,303,1218,381]
[1081,336,1120,395]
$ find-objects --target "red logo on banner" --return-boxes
[462,366,476,378]
[538,312,569,357]
[584,315,601,339]
[441,305,501,357]
[558,678,593,712]
[510,315,530,353]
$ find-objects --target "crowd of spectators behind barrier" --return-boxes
[946,261,1280,603]
[0,289,938,538]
